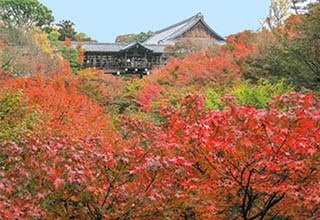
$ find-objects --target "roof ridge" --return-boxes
[152,12,202,35]
[142,43,166,46]
[198,18,225,41]
[164,16,201,42]
[72,41,129,45]
[120,41,153,51]
[166,16,225,42]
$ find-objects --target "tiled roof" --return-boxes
[143,44,167,53]
[72,42,127,52]
[72,42,166,53]
[71,12,224,53]
[144,13,225,45]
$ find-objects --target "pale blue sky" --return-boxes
[39,0,271,42]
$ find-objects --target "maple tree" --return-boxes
[124,39,253,115]
[159,92,320,219]
[0,61,110,138]
[1,2,320,219]
[77,67,127,114]
[0,83,190,219]
[0,60,194,219]
[0,131,180,219]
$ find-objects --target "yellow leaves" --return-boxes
[32,28,55,58]
[76,42,85,66]
[78,67,103,77]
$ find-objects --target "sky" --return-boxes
[38,0,271,43]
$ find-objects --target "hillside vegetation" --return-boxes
[0,0,320,219]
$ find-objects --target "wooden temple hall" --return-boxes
[73,13,225,76]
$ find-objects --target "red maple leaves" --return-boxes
[159,92,320,219]
[0,15,320,218]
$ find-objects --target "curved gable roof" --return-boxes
[144,13,225,45]
[120,42,153,52]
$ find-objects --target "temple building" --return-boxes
[74,13,225,75]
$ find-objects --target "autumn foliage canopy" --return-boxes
[1,2,320,219]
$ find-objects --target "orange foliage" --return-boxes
[283,14,304,40]
[226,30,256,45]
[61,37,72,47]
[1,12,320,218]
[77,68,126,111]
[0,61,111,137]
[130,40,253,112]
[76,41,85,66]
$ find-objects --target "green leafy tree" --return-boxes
[57,20,77,41]
[0,0,54,28]
[115,31,153,43]
[206,79,293,109]
[267,2,320,90]
[0,90,38,142]
[75,32,96,42]
[59,46,79,73]
[47,30,60,47]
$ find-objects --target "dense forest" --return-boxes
[0,0,320,219]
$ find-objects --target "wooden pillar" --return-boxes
[93,55,96,67]
[96,55,99,68]
[88,55,93,67]
[144,52,147,68]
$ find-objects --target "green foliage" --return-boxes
[0,0,54,28]
[205,88,222,110]
[266,42,316,88]
[232,79,293,108]
[115,30,153,43]
[57,20,77,41]
[41,25,55,35]
[0,90,38,142]
[47,30,60,47]
[59,46,79,73]
[267,3,320,90]
[120,78,141,113]
[75,32,96,42]
[206,79,293,109]
[54,21,95,42]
